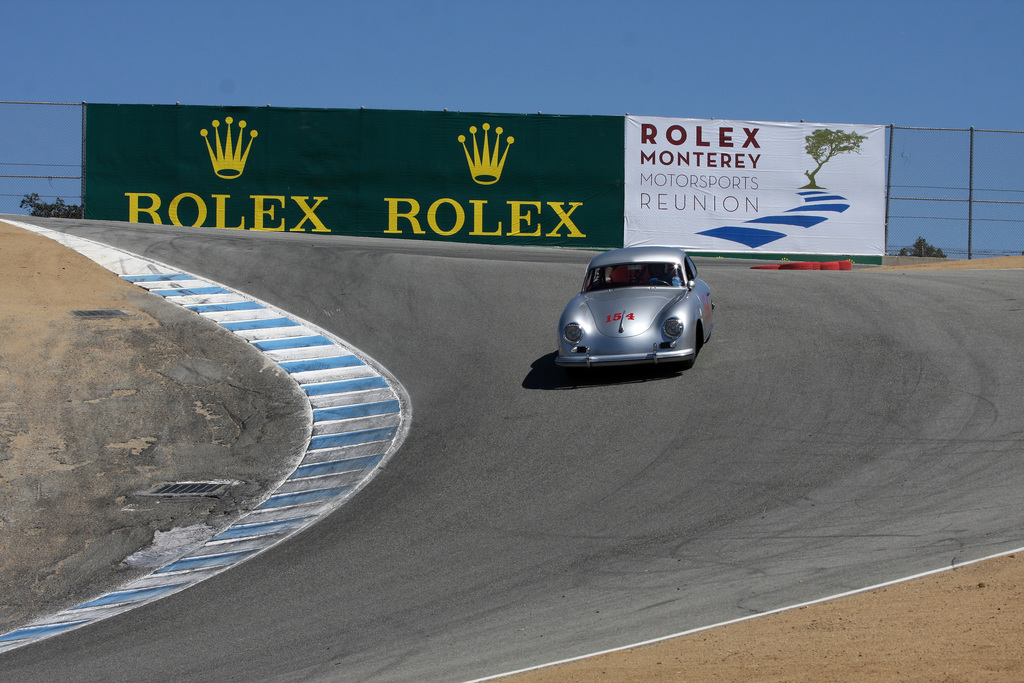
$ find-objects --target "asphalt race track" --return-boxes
[4,219,1024,682]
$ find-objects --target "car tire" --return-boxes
[684,323,704,369]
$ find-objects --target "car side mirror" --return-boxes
[687,279,695,290]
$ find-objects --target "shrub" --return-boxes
[20,193,83,219]
[898,236,946,258]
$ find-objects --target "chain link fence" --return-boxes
[887,125,1024,258]
[0,101,84,216]
[3,103,1023,258]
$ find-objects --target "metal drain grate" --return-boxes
[70,309,133,318]
[145,482,231,498]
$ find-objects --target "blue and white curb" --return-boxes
[0,220,411,653]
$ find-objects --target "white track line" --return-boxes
[462,545,1024,682]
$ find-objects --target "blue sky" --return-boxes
[6,0,1023,130]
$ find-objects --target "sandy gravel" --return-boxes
[873,254,1024,271]
[501,553,1024,682]
[0,220,308,633]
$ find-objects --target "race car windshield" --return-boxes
[583,262,685,292]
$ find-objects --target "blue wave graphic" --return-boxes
[698,226,787,249]
[697,190,850,248]
[786,203,849,214]
[749,215,828,228]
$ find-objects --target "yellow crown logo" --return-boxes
[200,117,258,179]
[458,123,514,185]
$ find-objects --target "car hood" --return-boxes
[579,288,685,338]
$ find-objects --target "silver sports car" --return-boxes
[555,246,713,369]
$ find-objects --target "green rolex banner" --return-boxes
[84,104,624,249]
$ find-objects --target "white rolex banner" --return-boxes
[624,116,886,256]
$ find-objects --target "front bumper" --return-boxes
[555,345,695,368]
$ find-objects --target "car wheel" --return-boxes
[683,323,703,369]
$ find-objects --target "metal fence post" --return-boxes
[968,126,975,260]
[81,102,87,217]
[885,124,894,255]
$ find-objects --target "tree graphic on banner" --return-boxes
[801,129,868,189]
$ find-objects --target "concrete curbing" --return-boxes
[0,220,411,652]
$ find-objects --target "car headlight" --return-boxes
[663,318,683,339]
[563,322,584,343]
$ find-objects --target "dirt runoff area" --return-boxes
[2,220,1024,679]
[500,254,1024,683]
[0,220,309,634]
[873,254,1024,271]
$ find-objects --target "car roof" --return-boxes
[586,246,688,269]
